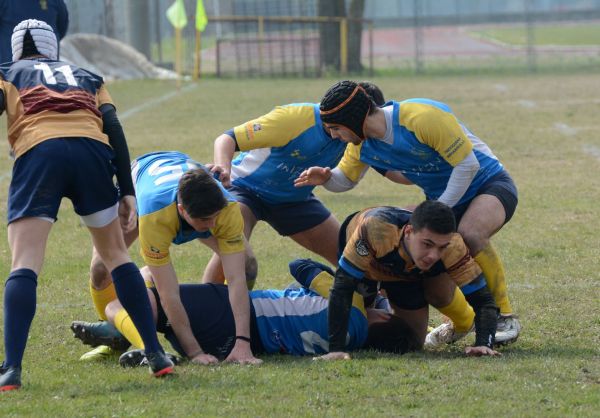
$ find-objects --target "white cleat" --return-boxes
[424,322,474,349]
[495,314,521,345]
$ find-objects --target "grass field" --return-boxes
[471,22,600,46]
[0,73,599,416]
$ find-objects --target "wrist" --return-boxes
[188,349,204,359]
[235,335,251,344]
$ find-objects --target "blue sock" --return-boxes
[3,269,38,368]
[111,262,162,354]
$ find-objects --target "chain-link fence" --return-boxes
[63,0,600,77]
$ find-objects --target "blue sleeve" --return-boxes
[56,0,69,39]
[460,273,487,296]
[288,258,334,289]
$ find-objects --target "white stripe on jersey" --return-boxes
[252,294,328,318]
[230,148,272,181]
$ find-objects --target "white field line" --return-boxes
[0,83,198,184]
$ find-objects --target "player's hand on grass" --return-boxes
[225,341,263,365]
[190,352,219,365]
[205,163,231,187]
[465,346,502,357]
[294,166,331,187]
[313,352,351,361]
[118,195,137,233]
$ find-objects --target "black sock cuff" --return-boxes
[111,262,138,283]
[7,269,38,286]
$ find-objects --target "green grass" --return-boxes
[471,22,600,46]
[1,74,600,416]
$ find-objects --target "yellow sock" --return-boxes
[90,281,117,321]
[114,308,145,349]
[474,244,513,315]
[437,287,475,333]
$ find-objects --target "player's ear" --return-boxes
[176,203,186,217]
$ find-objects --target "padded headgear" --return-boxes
[320,80,372,140]
[11,19,58,61]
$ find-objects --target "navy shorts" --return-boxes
[452,170,518,225]
[7,138,119,224]
[227,184,332,236]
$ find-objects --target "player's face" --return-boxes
[403,226,452,271]
[178,206,222,232]
[324,123,362,144]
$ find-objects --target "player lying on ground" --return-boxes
[72,258,421,363]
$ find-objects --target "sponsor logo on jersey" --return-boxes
[355,239,370,256]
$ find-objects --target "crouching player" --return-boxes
[86,151,262,365]
[316,200,501,361]
[0,20,173,391]
[71,258,420,362]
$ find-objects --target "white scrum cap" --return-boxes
[11,19,58,61]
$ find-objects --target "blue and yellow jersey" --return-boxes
[0,59,112,159]
[339,207,483,287]
[250,259,368,355]
[133,151,245,267]
[230,103,347,203]
[338,99,504,205]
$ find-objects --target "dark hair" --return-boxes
[364,315,421,354]
[21,30,41,59]
[177,168,227,218]
[320,80,374,139]
[409,200,456,235]
[358,81,385,106]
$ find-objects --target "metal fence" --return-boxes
[63,0,600,77]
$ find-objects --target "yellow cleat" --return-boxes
[79,345,122,362]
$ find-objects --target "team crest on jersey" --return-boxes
[355,239,370,256]
[253,123,262,132]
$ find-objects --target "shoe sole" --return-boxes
[0,384,21,391]
[71,323,130,351]
[153,366,174,378]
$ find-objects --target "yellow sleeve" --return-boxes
[309,271,367,317]
[400,102,472,166]
[138,204,179,267]
[337,142,369,182]
[211,201,245,254]
[232,105,315,151]
[441,233,483,287]
[96,85,114,108]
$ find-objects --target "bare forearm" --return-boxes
[214,134,237,170]
[228,279,252,338]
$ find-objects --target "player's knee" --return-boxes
[90,257,111,288]
[457,228,487,253]
[245,255,258,290]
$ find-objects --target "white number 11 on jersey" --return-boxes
[34,62,78,87]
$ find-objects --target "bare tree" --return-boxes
[318,0,365,72]
[318,0,345,70]
[347,0,365,73]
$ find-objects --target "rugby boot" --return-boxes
[424,322,474,349]
[71,320,130,351]
[495,314,521,345]
[0,364,21,392]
